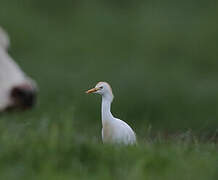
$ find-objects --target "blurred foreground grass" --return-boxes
[0,0,218,179]
[1,112,218,180]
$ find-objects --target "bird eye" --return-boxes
[99,86,103,89]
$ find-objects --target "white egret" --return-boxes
[86,82,137,145]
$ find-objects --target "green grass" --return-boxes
[1,112,218,180]
[0,0,218,179]
[0,115,218,180]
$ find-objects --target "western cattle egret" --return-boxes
[86,82,137,145]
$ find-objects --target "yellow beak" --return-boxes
[86,87,100,94]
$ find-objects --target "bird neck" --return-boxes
[101,97,114,124]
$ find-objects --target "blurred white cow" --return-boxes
[0,27,37,111]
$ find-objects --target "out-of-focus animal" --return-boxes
[0,27,37,111]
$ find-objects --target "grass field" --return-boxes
[1,0,218,179]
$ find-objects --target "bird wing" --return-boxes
[114,118,137,145]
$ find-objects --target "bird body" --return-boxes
[102,118,136,145]
[86,82,136,145]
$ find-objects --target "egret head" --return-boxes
[86,82,114,101]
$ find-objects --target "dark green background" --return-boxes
[2,0,218,133]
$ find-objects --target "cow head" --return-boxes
[0,27,37,111]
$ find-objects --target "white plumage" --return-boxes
[86,82,137,145]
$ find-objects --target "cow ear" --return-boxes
[0,27,10,50]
